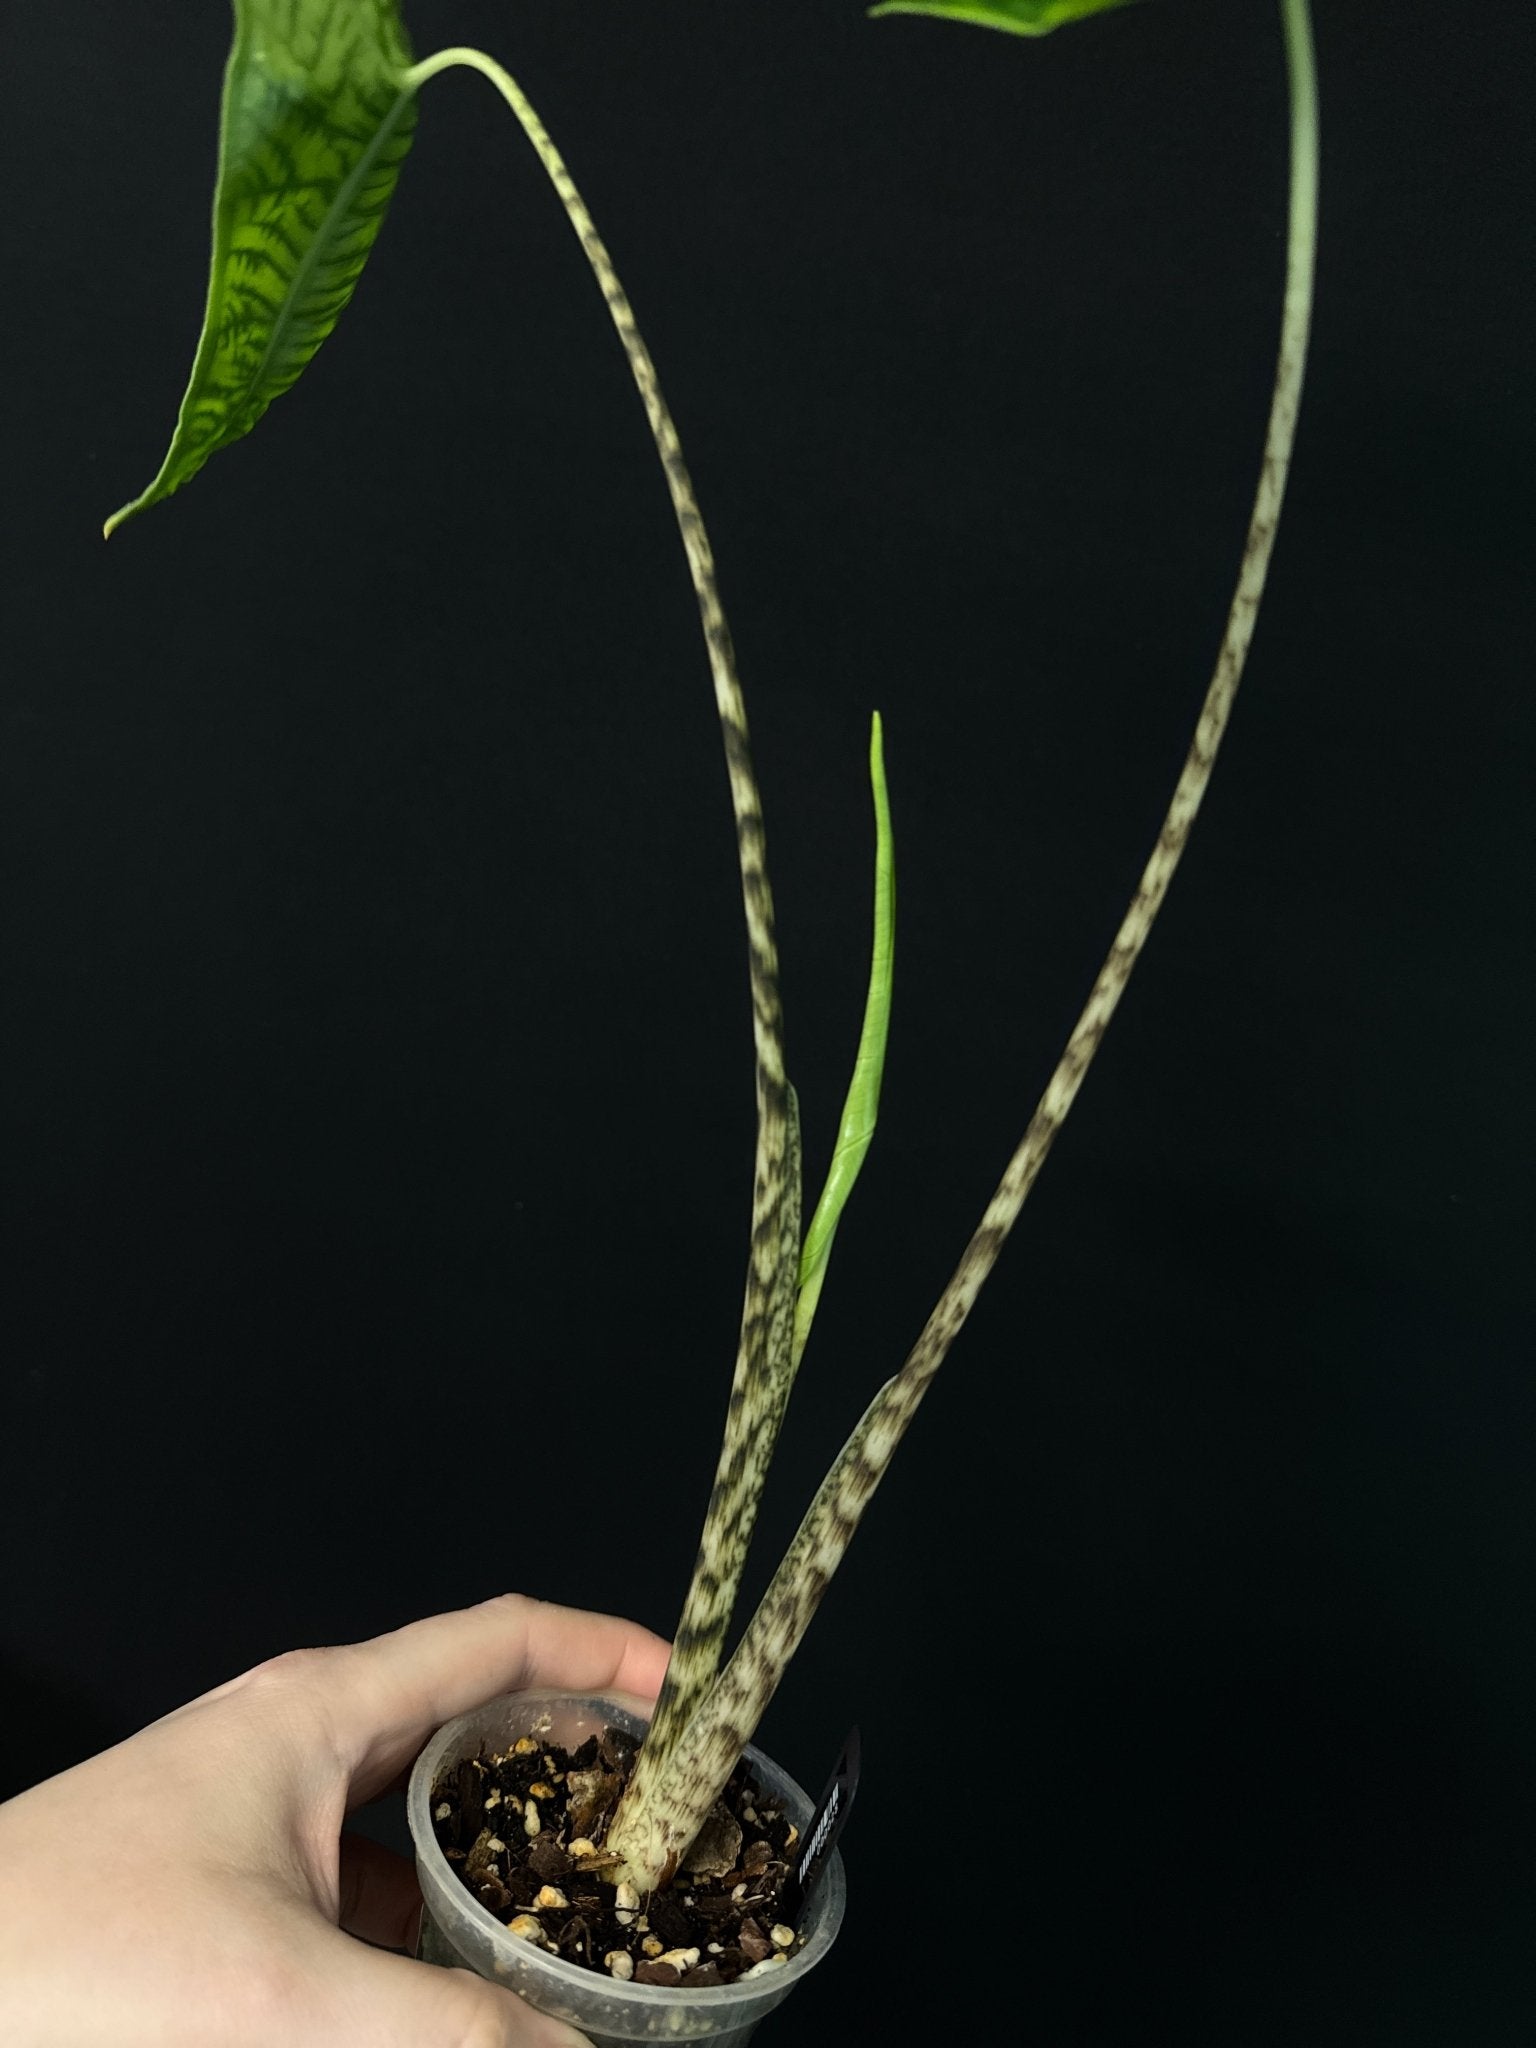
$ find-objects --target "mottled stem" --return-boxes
[403,46,802,1843]
[614,0,1321,1882]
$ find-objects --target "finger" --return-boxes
[326,1594,672,1801]
[337,1832,422,1951]
[297,1931,593,2048]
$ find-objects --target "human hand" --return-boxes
[0,1593,671,2047]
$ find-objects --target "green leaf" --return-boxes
[869,0,1141,37]
[105,0,419,536]
[793,711,895,1364]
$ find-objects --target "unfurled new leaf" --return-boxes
[106,0,418,535]
[869,0,1141,36]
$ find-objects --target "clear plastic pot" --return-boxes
[407,1689,846,2048]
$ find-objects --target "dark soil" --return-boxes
[430,1723,802,1987]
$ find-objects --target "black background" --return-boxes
[3,2,1532,2041]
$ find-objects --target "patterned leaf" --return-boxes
[869,0,1141,37]
[106,0,418,535]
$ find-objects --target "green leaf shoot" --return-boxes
[869,0,1141,36]
[105,0,418,537]
[793,711,895,1366]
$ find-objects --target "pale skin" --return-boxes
[0,1594,672,2048]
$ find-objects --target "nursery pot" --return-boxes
[407,1689,846,2048]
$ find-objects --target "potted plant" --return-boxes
[105,0,1319,2039]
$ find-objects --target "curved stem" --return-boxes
[403,46,801,1829]
[633,0,1321,1866]
[855,0,1319,1380]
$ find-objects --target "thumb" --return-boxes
[307,1935,594,2048]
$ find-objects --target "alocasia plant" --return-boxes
[108,0,1319,1902]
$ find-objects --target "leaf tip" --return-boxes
[102,494,145,541]
[867,0,1139,34]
